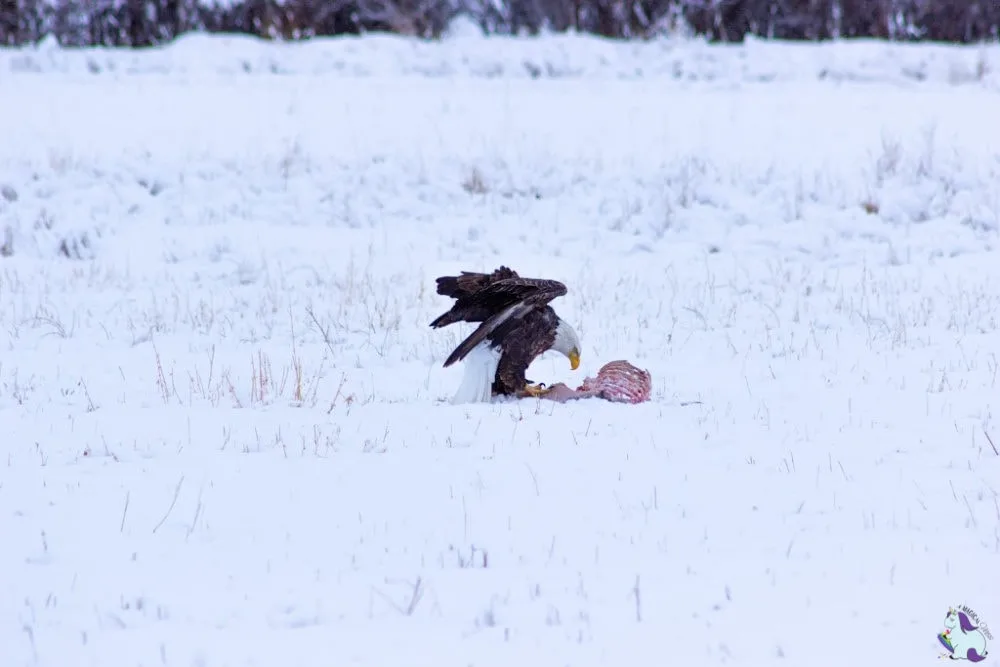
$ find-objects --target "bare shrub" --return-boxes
[1,0,999,46]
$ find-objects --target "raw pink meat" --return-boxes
[577,360,652,404]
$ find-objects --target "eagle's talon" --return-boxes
[522,383,552,398]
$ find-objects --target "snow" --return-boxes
[2,33,1000,666]
[4,30,999,87]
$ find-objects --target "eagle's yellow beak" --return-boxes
[569,348,580,371]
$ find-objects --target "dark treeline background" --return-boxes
[0,0,998,47]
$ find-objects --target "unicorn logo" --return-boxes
[938,606,991,662]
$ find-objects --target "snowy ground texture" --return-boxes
[2,32,1000,667]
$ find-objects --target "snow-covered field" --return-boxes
[2,33,1000,666]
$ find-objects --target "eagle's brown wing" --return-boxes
[430,266,567,328]
[439,277,567,367]
[430,266,520,327]
[435,266,519,301]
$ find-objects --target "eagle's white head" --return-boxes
[552,319,581,370]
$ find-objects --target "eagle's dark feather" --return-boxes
[487,307,562,396]
[430,266,570,396]
[430,267,566,328]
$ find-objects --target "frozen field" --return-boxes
[2,33,1000,666]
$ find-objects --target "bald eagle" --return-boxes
[430,266,581,404]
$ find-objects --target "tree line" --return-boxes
[0,0,997,47]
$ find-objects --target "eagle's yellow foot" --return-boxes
[522,382,552,398]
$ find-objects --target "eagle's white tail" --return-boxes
[451,342,500,404]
